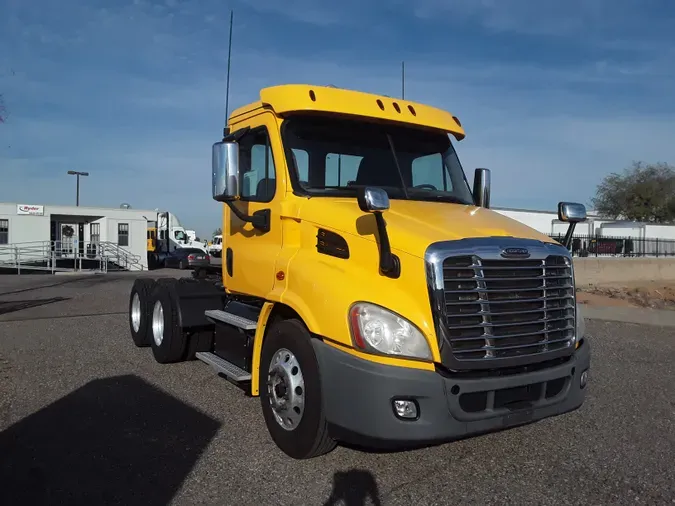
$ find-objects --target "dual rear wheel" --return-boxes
[128,278,189,363]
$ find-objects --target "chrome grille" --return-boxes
[442,255,575,361]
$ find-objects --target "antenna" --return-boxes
[224,9,234,133]
[401,61,405,99]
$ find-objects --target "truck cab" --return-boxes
[209,234,223,258]
[129,84,590,460]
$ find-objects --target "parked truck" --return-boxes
[146,211,208,269]
[208,234,223,258]
[128,84,590,459]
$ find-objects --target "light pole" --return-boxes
[67,170,89,206]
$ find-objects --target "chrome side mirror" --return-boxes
[357,187,390,213]
[558,202,587,223]
[356,187,399,278]
[473,168,491,208]
[558,201,587,251]
[212,141,239,202]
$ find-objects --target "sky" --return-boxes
[1,0,674,239]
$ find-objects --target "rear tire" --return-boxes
[129,278,156,347]
[259,319,337,459]
[148,282,188,363]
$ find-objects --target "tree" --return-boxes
[213,227,222,236]
[591,161,675,223]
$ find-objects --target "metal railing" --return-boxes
[0,240,145,274]
[548,233,675,258]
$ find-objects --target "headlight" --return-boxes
[349,302,432,360]
[575,303,585,345]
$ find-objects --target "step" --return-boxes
[195,352,252,381]
[204,309,257,330]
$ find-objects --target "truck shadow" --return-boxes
[324,469,382,506]
[0,374,221,506]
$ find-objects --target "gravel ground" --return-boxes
[0,273,674,505]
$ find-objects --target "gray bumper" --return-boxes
[312,338,591,448]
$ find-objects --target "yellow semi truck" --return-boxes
[128,84,590,459]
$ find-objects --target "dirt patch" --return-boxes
[577,281,675,310]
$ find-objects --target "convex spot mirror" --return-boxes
[212,141,239,202]
[558,202,587,223]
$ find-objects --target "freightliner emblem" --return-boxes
[500,247,530,258]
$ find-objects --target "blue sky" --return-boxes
[1,0,674,238]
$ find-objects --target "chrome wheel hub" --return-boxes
[131,292,141,333]
[152,300,164,346]
[267,348,305,431]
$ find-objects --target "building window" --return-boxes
[90,223,100,244]
[118,223,129,246]
[0,219,8,245]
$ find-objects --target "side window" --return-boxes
[0,219,8,245]
[118,223,129,247]
[411,153,450,190]
[90,223,100,244]
[240,128,276,202]
[325,153,362,186]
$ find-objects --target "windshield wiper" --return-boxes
[386,133,410,199]
[408,193,472,205]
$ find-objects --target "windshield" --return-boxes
[281,114,474,205]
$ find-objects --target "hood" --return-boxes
[296,197,558,259]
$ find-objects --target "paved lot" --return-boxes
[1,273,674,505]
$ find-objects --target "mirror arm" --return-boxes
[562,222,577,251]
[373,212,400,279]
[225,202,271,233]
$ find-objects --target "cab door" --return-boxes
[224,112,284,299]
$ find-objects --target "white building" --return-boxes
[0,202,157,270]
[492,206,612,237]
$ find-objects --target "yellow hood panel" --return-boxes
[296,198,558,258]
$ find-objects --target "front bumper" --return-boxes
[312,338,590,448]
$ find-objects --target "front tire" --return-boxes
[259,319,336,459]
[129,278,156,347]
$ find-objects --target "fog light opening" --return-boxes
[580,369,589,389]
[392,398,419,420]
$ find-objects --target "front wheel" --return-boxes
[259,319,337,459]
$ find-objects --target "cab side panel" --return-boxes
[279,217,440,362]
